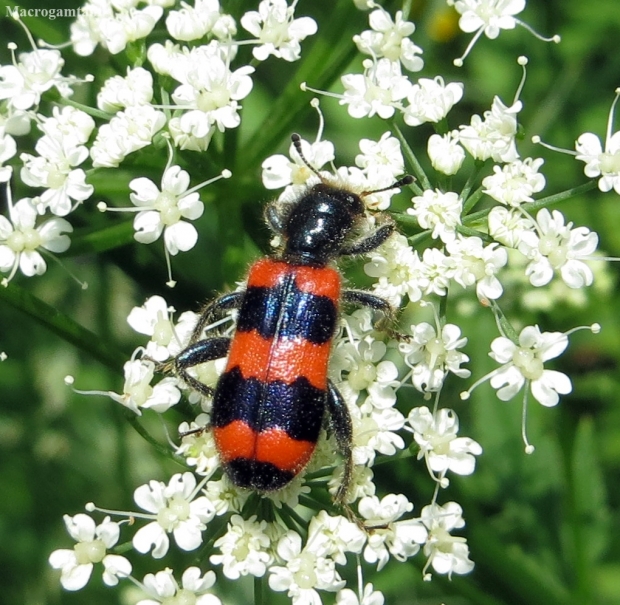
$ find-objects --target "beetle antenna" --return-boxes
[360,175,414,198]
[291,133,323,180]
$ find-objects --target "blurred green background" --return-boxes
[1,0,619,604]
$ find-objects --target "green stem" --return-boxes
[462,184,485,215]
[392,122,430,192]
[254,576,264,605]
[279,503,310,535]
[60,98,114,121]
[490,300,519,342]
[524,180,598,212]
[464,181,598,227]
[456,223,494,243]
[125,413,178,460]
[461,161,487,209]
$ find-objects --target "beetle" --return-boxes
[167,134,412,501]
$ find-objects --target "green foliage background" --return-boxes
[0,1,619,604]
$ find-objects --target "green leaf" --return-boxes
[565,416,610,600]
[0,281,127,371]
[69,221,136,255]
[470,521,571,605]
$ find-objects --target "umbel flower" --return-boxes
[132,472,215,558]
[0,187,72,285]
[0,2,611,605]
[48,514,131,591]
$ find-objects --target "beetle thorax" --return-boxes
[282,184,364,265]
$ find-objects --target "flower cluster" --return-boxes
[0,0,314,285]
[0,1,613,604]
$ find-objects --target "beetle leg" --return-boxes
[342,289,393,316]
[172,336,232,398]
[339,222,395,256]
[187,291,244,346]
[341,289,410,341]
[264,200,287,234]
[326,379,354,504]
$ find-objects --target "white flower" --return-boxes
[354,8,423,72]
[129,165,205,255]
[419,247,453,297]
[269,530,345,605]
[355,132,405,182]
[341,58,412,120]
[166,0,229,42]
[69,0,115,56]
[0,48,66,111]
[427,131,465,175]
[177,417,221,477]
[518,208,598,288]
[20,129,93,216]
[488,325,571,407]
[210,515,272,579]
[329,164,400,211]
[407,189,462,243]
[406,407,482,477]
[49,514,131,591]
[488,206,534,248]
[127,295,176,361]
[482,158,546,206]
[329,463,376,504]
[90,105,166,168]
[133,472,215,558]
[576,130,620,194]
[70,3,163,56]
[137,567,221,605]
[168,114,216,152]
[421,501,474,577]
[97,66,154,112]
[204,475,250,516]
[211,12,238,39]
[351,405,406,466]
[108,358,181,415]
[0,195,72,285]
[170,45,254,134]
[454,0,524,39]
[306,510,366,565]
[0,131,17,182]
[241,0,318,62]
[399,323,471,394]
[459,96,521,162]
[446,235,508,301]
[165,40,237,84]
[332,332,398,410]
[262,135,335,191]
[364,233,425,305]
[38,105,95,146]
[329,315,405,466]
[403,76,463,126]
[358,494,427,571]
[128,296,202,364]
[147,40,184,76]
[336,584,385,605]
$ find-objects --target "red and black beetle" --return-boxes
[170,134,412,500]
